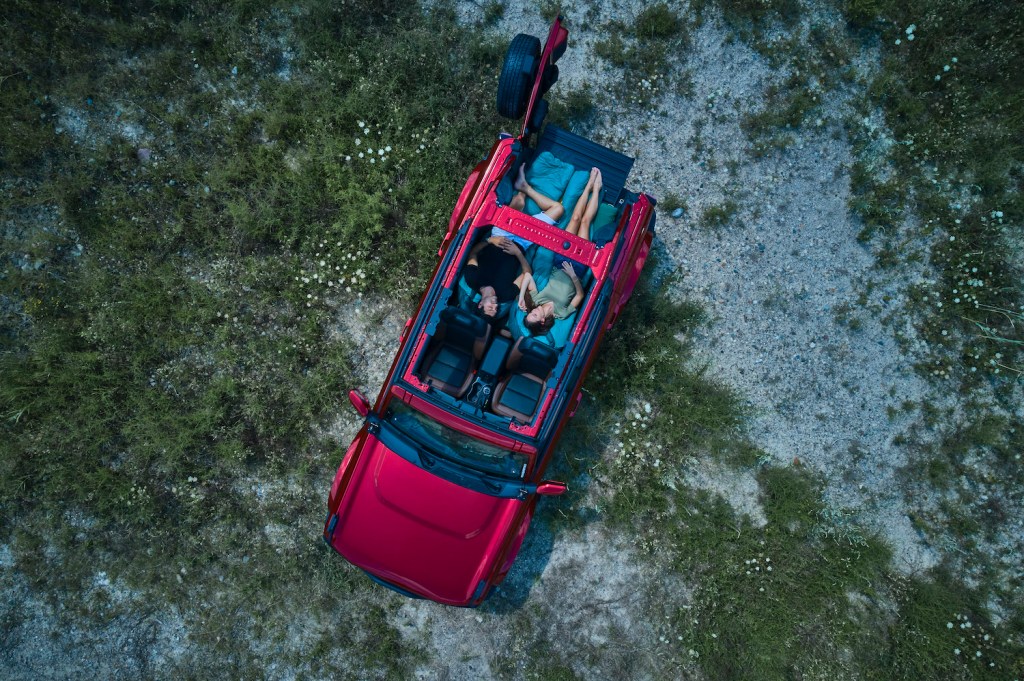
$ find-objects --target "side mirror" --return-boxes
[535,481,567,496]
[348,389,371,417]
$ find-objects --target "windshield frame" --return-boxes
[385,401,530,481]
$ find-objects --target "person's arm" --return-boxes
[466,240,489,266]
[515,272,536,311]
[562,262,584,310]
[501,240,532,275]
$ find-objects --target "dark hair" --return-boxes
[523,291,554,334]
[476,289,499,318]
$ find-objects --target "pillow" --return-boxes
[529,247,556,290]
[508,306,576,349]
[555,169,593,230]
[591,202,621,245]
[522,151,575,216]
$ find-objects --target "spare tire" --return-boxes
[497,34,541,119]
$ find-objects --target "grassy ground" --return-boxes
[1,0,504,674]
[1,0,1022,678]
[568,268,1021,679]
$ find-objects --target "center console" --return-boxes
[465,334,513,409]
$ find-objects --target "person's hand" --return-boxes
[561,261,578,280]
[497,237,519,254]
[518,297,528,312]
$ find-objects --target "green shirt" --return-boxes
[533,269,578,319]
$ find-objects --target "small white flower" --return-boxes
[355,138,361,145]
[906,23,916,34]
[908,34,915,41]
[943,65,951,72]
[895,39,902,45]
[935,75,941,81]
[357,121,364,128]
[954,648,960,655]
[951,57,958,63]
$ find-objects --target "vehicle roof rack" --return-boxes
[534,124,635,205]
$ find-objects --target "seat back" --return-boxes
[490,336,560,422]
[439,306,489,359]
[420,306,491,397]
[512,337,559,378]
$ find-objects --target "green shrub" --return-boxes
[0,0,504,669]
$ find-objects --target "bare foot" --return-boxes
[593,169,603,194]
[515,164,528,192]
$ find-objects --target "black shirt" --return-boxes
[463,243,524,301]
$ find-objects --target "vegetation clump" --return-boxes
[0,0,505,671]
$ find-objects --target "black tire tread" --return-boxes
[497,34,541,119]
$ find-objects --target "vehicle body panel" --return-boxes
[324,18,656,606]
[327,429,524,605]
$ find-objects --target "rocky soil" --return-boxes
[3,1,1020,678]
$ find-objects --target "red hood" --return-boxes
[329,434,523,605]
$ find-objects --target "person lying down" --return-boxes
[514,167,604,334]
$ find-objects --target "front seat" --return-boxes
[420,307,491,398]
[491,337,559,422]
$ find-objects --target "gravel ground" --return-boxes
[393,0,993,674]
[3,1,1020,677]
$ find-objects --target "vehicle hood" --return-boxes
[328,433,523,605]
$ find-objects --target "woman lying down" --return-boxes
[515,167,603,335]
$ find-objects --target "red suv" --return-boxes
[323,18,656,606]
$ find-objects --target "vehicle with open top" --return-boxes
[323,17,656,606]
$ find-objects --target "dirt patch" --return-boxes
[396,525,669,680]
[0,544,189,679]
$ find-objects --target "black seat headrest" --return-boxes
[441,305,488,336]
[517,337,559,377]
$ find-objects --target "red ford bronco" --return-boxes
[323,18,656,606]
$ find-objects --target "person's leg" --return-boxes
[577,170,603,241]
[566,168,598,236]
[515,164,564,221]
[566,168,602,241]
